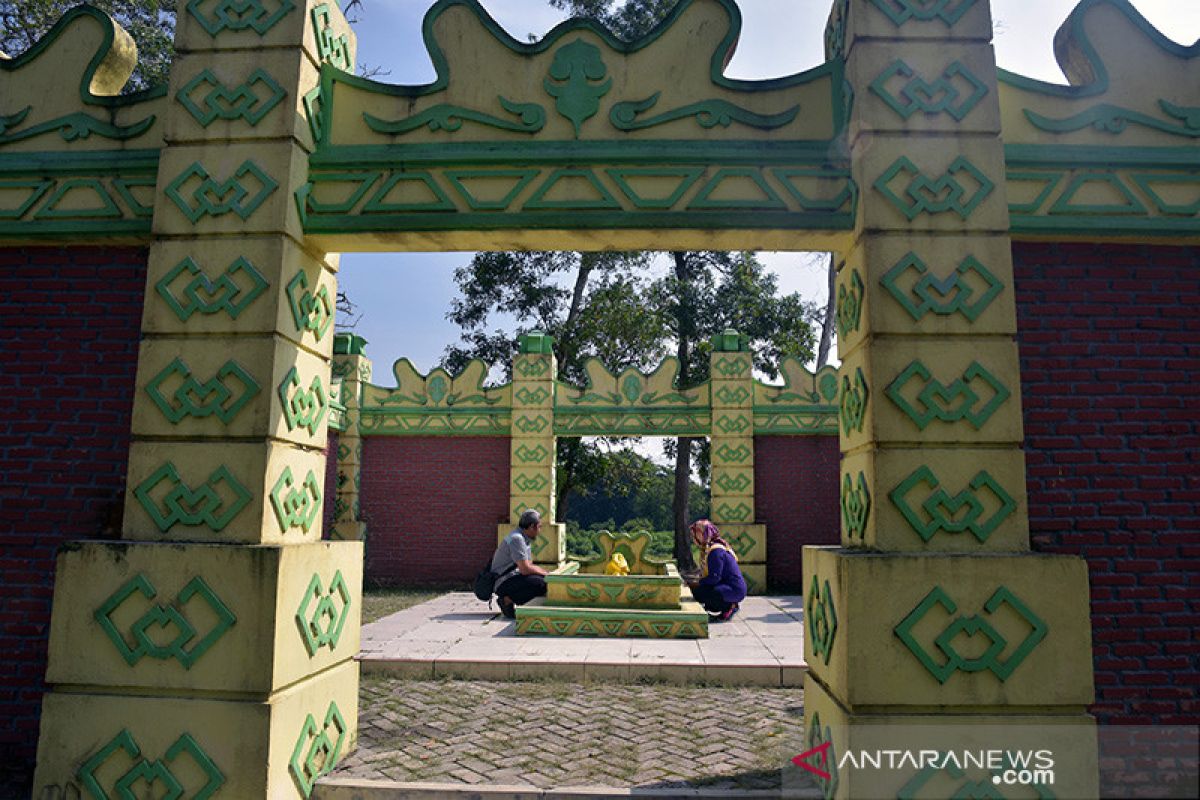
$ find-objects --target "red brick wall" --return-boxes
[0,247,147,778]
[360,437,510,586]
[754,435,841,591]
[1014,242,1199,725]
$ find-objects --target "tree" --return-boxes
[1,1,176,91]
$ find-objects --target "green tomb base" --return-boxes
[515,597,709,639]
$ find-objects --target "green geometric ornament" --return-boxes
[286,270,334,341]
[836,269,863,339]
[894,585,1048,683]
[270,467,322,534]
[133,462,252,533]
[145,357,260,424]
[176,68,286,127]
[890,465,1016,543]
[840,367,869,435]
[869,0,980,26]
[78,729,225,800]
[805,711,839,800]
[869,59,988,121]
[873,155,994,221]
[885,360,1010,430]
[295,570,351,657]
[155,256,269,322]
[807,574,838,666]
[289,700,346,797]
[278,368,328,435]
[311,4,351,70]
[841,471,871,540]
[95,574,236,669]
[880,252,1002,323]
[186,0,296,37]
[166,160,278,223]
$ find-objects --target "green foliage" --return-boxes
[0,1,177,91]
[550,0,682,40]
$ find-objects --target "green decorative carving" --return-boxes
[78,730,225,800]
[841,472,871,540]
[145,357,260,424]
[807,575,837,666]
[874,156,994,221]
[880,252,1002,322]
[177,68,285,127]
[133,462,252,533]
[279,368,328,435]
[445,168,541,211]
[714,413,751,434]
[514,444,551,463]
[312,4,351,70]
[869,0,979,26]
[361,171,456,213]
[1025,100,1200,139]
[525,168,622,210]
[890,465,1017,543]
[714,472,751,494]
[839,367,868,435]
[33,178,122,219]
[270,467,322,534]
[155,256,269,322]
[886,360,1010,430]
[95,574,236,670]
[554,409,709,436]
[805,711,839,800]
[894,585,1048,683]
[689,167,787,210]
[295,570,351,657]
[186,0,296,37]
[513,472,550,492]
[771,167,858,212]
[610,92,799,132]
[558,357,703,408]
[0,107,154,146]
[365,97,546,136]
[869,60,988,121]
[714,443,751,464]
[714,386,750,405]
[289,701,347,798]
[166,160,278,223]
[544,39,611,137]
[714,501,752,522]
[515,387,550,405]
[713,355,750,378]
[514,414,550,433]
[605,167,704,209]
[836,269,863,339]
[1049,171,1149,216]
[286,270,334,341]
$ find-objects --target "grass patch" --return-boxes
[361,588,443,623]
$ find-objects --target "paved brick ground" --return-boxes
[330,676,816,793]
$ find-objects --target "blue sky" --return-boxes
[334,0,1200,376]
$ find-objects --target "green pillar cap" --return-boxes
[711,329,749,352]
[333,333,368,355]
[518,331,555,354]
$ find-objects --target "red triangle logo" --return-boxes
[791,740,832,781]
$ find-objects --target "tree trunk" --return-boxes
[553,257,594,522]
[671,251,697,571]
[816,252,836,369]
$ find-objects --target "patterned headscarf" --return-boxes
[691,518,738,566]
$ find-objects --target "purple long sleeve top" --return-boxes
[698,546,747,604]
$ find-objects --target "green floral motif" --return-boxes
[176,68,285,127]
[869,60,988,121]
[286,270,334,341]
[96,574,236,670]
[610,92,798,132]
[290,701,347,797]
[78,730,225,800]
[278,368,328,436]
[270,467,322,534]
[841,472,871,539]
[134,462,251,533]
[365,97,546,136]
[186,0,296,37]
[886,360,1010,430]
[1025,100,1200,139]
[155,256,269,322]
[295,570,351,657]
[890,465,1016,543]
[869,0,979,27]
[894,585,1048,683]
[0,106,154,146]
[873,156,994,221]
[165,160,278,223]
[544,39,611,138]
[807,575,837,666]
[880,252,1003,322]
[145,357,260,424]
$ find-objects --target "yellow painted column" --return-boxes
[331,334,371,541]
[708,329,766,593]
[34,3,363,797]
[500,331,565,565]
[800,2,1097,796]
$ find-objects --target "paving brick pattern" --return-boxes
[334,677,809,792]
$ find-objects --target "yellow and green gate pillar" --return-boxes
[500,331,567,565]
[801,1,1096,797]
[709,329,767,593]
[331,333,371,541]
[33,2,363,797]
